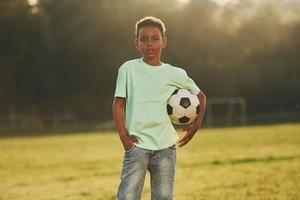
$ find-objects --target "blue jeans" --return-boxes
[117,145,176,200]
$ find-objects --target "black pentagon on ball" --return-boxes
[196,104,200,114]
[172,89,179,95]
[179,116,190,124]
[179,97,191,109]
[167,104,173,115]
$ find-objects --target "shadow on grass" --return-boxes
[180,155,300,168]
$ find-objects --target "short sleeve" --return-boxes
[179,69,201,95]
[114,65,127,98]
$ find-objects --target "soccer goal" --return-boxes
[205,97,247,127]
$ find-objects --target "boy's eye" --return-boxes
[139,37,160,42]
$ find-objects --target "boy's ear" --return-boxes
[162,37,167,48]
[134,39,139,50]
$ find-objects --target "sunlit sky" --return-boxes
[176,0,300,27]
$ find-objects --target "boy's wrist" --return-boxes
[194,116,202,127]
[119,131,130,142]
[120,133,136,151]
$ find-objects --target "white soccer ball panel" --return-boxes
[177,89,191,97]
[168,94,181,107]
[169,115,179,124]
[189,94,200,106]
[185,105,197,121]
[172,105,186,118]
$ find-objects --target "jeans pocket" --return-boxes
[125,145,136,154]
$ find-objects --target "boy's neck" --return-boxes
[143,57,162,66]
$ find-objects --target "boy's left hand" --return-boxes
[178,91,206,147]
[178,122,200,147]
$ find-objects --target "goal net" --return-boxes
[205,97,247,127]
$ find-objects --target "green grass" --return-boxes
[0,123,300,200]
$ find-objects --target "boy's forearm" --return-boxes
[112,98,133,149]
[178,91,206,147]
[113,107,127,137]
[194,91,206,127]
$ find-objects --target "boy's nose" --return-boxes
[146,41,153,47]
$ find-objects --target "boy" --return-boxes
[113,16,206,200]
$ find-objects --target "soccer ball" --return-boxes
[167,89,200,125]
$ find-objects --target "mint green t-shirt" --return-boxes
[114,58,201,150]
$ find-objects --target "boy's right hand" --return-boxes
[123,135,139,151]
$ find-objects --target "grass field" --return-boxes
[0,123,300,200]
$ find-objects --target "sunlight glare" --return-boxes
[177,0,191,4]
[212,0,239,6]
[27,0,38,6]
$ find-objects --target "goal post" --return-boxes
[206,97,247,127]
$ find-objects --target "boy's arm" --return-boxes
[178,90,206,147]
[112,97,138,151]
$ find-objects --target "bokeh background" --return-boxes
[1,1,300,199]
[1,0,300,133]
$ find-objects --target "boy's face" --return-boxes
[135,26,167,62]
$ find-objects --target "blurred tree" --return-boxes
[0,0,299,121]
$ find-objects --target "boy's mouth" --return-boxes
[146,49,155,54]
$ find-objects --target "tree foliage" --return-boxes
[0,0,299,121]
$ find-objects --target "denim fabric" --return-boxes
[117,145,176,200]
